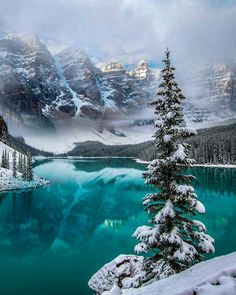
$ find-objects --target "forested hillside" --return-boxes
[67,123,236,164]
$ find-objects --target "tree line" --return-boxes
[67,123,236,165]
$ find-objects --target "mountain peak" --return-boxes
[137,59,148,67]
[101,61,124,73]
[1,32,47,55]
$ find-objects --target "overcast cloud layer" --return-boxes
[0,0,235,69]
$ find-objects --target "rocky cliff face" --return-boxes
[184,63,236,125]
[0,34,78,129]
[0,33,159,128]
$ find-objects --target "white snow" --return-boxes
[172,144,187,161]
[163,134,172,142]
[0,141,15,167]
[0,167,49,192]
[195,200,206,214]
[135,160,236,169]
[155,200,175,220]
[122,252,236,295]
[102,285,121,295]
[0,141,50,192]
[89,254,145,294]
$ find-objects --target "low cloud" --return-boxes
[0,0,235,70]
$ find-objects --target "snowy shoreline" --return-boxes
[35,156,135,160]
[35,156,236,168]
[135,158,236,168]
[0,167,50,193]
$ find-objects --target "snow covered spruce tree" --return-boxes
[22,155,27,180]
[13,150,17,178]
[18,153,23,173]
[133,49,215,280]
[1,149,7,168]
[26,152,33,181]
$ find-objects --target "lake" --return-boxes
[0,158,235,295]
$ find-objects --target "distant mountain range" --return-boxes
[0,33,236,145]
[0,33,159,131]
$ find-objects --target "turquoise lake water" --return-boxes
[0,158,236,295]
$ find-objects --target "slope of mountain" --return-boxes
[185,62,236,126]
[0,33,76,128]
[0,116,52,156]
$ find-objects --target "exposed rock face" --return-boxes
[0,33,76,128]
[185,63,236,125]
[102,62,124,73]
[0,33,159,129]
[96,60,159,119]
[130,60,150,79]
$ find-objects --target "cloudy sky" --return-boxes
[0,0,235,68]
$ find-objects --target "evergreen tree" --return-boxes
[13,150,17,178]
[133,50,214,280]
[22,155,27,180]
[1,149,7,168]
[6,151,10,169]
[26,152,33,181]
[18,154,23,173]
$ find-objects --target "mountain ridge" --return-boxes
[0,32,236,144]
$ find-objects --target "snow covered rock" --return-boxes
[122,252,236,295]
[102,285,121,295]
[88,255,146,294]
[102,62,125,73]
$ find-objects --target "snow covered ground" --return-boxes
[0,167,49,192]
[0,140,50,192]
[121,252,236,295]
[0,141,15,165]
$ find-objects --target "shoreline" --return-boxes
[0,180,50,193]
[35,156,236,168]
[135,159,236,168]
[0,167,50,193]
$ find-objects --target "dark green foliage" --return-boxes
[1,149,7,168]
[26,152,33,181]
[13,150,17,178]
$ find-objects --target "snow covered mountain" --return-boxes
[0,33,75,128]
[0,32,236,147]
[184,62,236,126]
[0,33,159,130]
